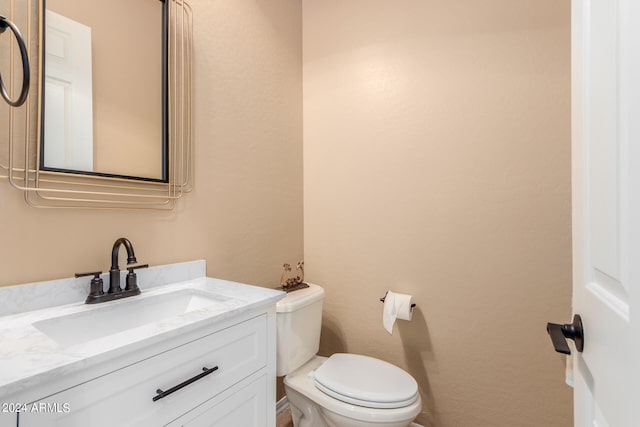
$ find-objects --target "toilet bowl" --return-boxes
[276,283,422,427]
[284,355,421,427]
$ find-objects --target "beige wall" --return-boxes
[303,1,572,426]
[0,0,302,288]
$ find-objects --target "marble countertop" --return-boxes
[0,266,285,400]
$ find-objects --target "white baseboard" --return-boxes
[276,396,290,416]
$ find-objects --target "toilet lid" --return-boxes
[313,354,419,409]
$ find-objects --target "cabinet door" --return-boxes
[0,412,16,427]
[19,315,267,427]
[167,375,267,427]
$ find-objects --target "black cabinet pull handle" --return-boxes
[152,366,218,402]
[546,314,584,355]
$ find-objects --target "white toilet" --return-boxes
[276,283,422,427]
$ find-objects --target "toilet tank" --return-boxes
[276,283,325,376]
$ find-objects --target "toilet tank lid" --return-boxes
[276,283,324,313]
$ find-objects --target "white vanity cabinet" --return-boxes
[168,374,268,426]
[17,313,274,427]
[0,263,284,427]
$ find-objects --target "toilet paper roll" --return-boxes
[382,291,414,335]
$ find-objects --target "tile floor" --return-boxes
[276,407,293,427]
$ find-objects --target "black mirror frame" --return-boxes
[38,0,169,183]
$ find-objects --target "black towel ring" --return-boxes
[0,15,30,107]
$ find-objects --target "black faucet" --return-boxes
[78,238,148,304]
[109,237,138,294]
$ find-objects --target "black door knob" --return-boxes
[546,314,584,355]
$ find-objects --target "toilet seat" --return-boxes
[313,354,419,409]
[284,356,422,425]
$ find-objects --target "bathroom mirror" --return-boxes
[39,0,168,182]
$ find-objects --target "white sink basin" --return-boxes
[33,289,233,347]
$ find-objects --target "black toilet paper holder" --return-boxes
[379,291,416,311]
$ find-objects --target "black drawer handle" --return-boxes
[152,366,218,402]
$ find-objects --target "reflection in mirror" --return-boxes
[40,0,167,182]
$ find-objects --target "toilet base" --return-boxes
[287,386,418,427]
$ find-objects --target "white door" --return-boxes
[43,10,93,172]
[570,0,640,426]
